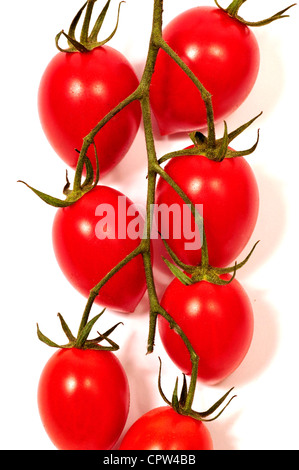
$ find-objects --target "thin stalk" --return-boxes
[159,147,204,165]
[137,0,200,410]
[72,88,141,192]
[226,0,247,17]
[155,164,209,268]
[137,0,164,355]
[156,37,216,148]
[77,244,143,335]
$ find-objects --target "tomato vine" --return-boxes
[21,0,296,449]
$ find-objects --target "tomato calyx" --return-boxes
[55,0,124,53]
[37,308,123,351]
[18,146,100,208]
[159,111,262,166]
[215,0,296,27]
[158,358,236,422]
[161,229,260,287]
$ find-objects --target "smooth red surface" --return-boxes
[150,7,260,135]
[38,348,130,450]
[52,185,146,313]
[38,46,141,175]
[159,275,254,385]
[119,406,213,450]
[155,150,259,268]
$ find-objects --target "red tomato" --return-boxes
[158,274,254,385]
[38,348,130,450]
[155,150,259,268]
[119,406,213,450]
[150,6,260,135]
[38,46,141,175]
[52,185,146,313]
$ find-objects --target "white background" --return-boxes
[1,0,299,450]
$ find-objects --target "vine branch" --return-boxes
[47,0,238,419]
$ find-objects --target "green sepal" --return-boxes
[215,0,296,27]
[89,0,112,42]
[214,240,260,275]
[157,357,171,406]
[179,374,188,408]
[159,111,263,165]
[227,112,262,143]
[37,308,121,352]
[55,30,89,53]
[198,387,236,418]
[63,170,72,196]
[163,258,193,286]
[189,130,207,147]
[85,321,123,351]
[36,323,71,349]
[215,121,229,161]
[18,180,75,207]
[18,144,100,208]
[75,309,106,349]
[157,357,236,422]
[57,313,76,342]
[55,0,125,53]
[68,2,88,45]
[171,377,180,412]
[188,388,237,422]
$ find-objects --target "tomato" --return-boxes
[52,185,146,313]
[155,149,259,268]
[38,46,141,175]
[158,274,254,385]
[38,348,129,450]
[119,406,213,450]
[150,6,260,135]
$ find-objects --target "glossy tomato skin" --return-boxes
[119,406,213,450]
[38,348,130,450]
[155,150,259,269]
[38,46,141,175]
[159,275,254,385]
[52,185,146,313]
[150,7,260,135]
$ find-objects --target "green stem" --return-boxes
[155,164,209,268]
[226,0,247,17]
[72,88,141,192]
[184,355,199,411]
[157,37,216,148]
[159,147,204,165]
[137,0,201,410]
[137,0,164,355]
[77,244,144,335]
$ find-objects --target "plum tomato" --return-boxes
[119,406,213,450]
[158,274,254,385]
[38,348,130,450]
[150,6,260,135]
[155,149,259,269]
[52,185,146,313]
[38,46,141,175]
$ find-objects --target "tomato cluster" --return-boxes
[24,0,292,452]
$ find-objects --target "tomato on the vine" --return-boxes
[119,406,213,450]
[38,46,141,175]
[155,149,259,268]
[38,348,130,450]
[150,6,260,135]
[52,185,146,313]
[158,274,254,385]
